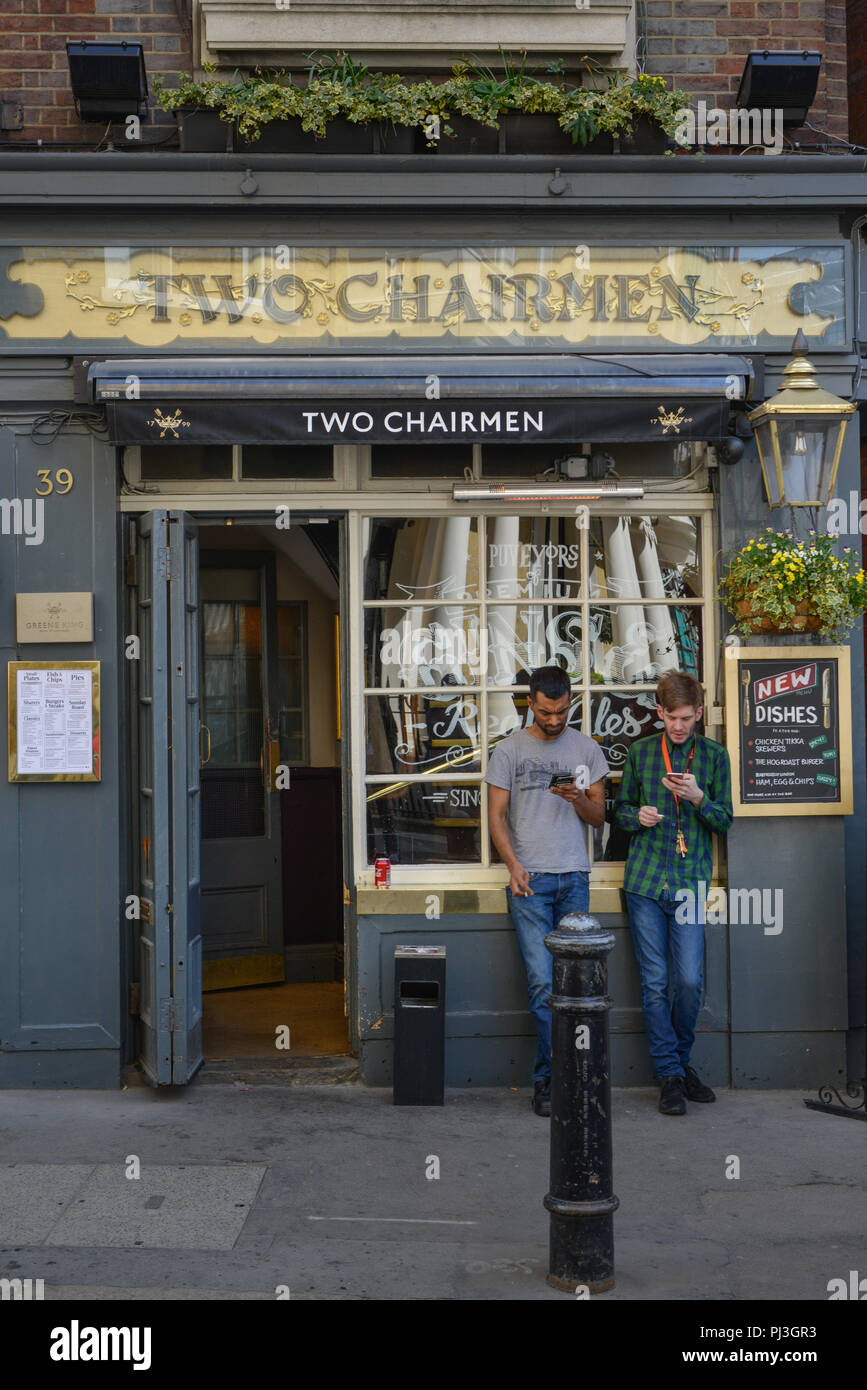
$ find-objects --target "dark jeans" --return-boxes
[624,888,705,1079]
[506,871,590,1083]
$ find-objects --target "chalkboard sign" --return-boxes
[724,645,852,816]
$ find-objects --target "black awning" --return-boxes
[94,353,751,444]
[108,396,730,444]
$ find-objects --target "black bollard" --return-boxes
[543,911,618,1294]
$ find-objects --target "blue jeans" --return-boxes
[624,889,705,1079]
[506,871,590,1083]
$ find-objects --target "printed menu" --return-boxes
[15,666,93,776]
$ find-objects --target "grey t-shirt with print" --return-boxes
[484,727,610,873]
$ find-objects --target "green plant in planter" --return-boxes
[718,527,867,639]
[153,66,239,126]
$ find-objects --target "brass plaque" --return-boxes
[16,593,93,643]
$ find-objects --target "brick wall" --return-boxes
[0,0,855,149]
[0,0,191,147]
[644,1,850,145]
[848,0,867,145]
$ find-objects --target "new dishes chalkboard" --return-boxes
[724,645,852,816]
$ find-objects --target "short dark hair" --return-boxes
[529,665,572,702]
[656,671,704,711]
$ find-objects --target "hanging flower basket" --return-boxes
[719,528,867,640]
[734,598,823,634]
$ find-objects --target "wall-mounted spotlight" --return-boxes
[736,50,821,127]
[66,40,148,123]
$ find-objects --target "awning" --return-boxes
[90,353,754,444]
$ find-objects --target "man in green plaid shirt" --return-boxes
[614,672,733,1115]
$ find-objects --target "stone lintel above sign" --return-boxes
[16,593,94,643]
[199,0,633,71]
[0,245,846,353]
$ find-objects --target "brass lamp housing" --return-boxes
[746,331,856,508]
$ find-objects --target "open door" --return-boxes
[198,549,285,989]
[134,510,203,1085]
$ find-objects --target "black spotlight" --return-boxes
[736,50,821,127]
[717,436,745,466]
[66,40,148,123]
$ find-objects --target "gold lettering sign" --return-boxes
[0,244,845,349]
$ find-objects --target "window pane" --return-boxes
[366,693,482,774]
[365,605,483,687]
[589,605,702,684]
[242,445,333,479]
[485,516,582,598]
[370,444,472,478]
[589,514,701,598]
[364,516,481,600]
[487,604,586,684]
[366,781,481,864]
[481,443,571,478]
[139,445,232,479]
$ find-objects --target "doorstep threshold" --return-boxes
[123,1056,360,1088]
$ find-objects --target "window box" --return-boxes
[237,118,376,154]
[177,108,233,153]
[618,116,670,155]
[500,113,612,156]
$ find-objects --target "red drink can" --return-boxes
[374,857,391,889]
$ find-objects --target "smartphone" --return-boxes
[549,774,575,788]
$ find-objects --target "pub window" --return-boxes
[277,601,309,764]
[481,444,569,478]
[241,445,334,480]
[139,445,233,480]
[361,510,711,873]
[370,444,473,479]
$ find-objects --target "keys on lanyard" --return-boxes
[662,734,696,860]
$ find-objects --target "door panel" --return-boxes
[135,511,173,1084]
[168,511,203,1082]
[199,551,285,990]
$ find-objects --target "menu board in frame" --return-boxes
[8,660,101,783]
[724,644,852,816]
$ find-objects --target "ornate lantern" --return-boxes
[747,330,856,508]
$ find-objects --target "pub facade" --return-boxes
[0,153,864,1091]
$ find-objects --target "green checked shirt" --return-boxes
[613,732,733,899]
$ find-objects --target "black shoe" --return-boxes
[532,1079,551,1117]
[659,1075,687,1115]
[683,1065,716,1103]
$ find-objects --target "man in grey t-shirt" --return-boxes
[485,666,609,1116]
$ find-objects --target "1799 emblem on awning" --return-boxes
[650,405,694,434]
[146,407,190,438]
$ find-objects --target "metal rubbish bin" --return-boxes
[393,945,446,1106]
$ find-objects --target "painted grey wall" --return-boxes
[718,407,865,1090]
[0,420,122,1087]
[357,911,729,1088]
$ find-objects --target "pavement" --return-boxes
[0,1071,865,1302]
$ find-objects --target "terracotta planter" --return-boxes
[735,598,823,634]
[177,108,233,153]
[238,119,375,154]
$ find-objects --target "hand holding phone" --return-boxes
[549,774,575,788]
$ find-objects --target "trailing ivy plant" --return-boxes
[153,54,688,147]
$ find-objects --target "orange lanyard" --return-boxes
[662,734,696,858]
